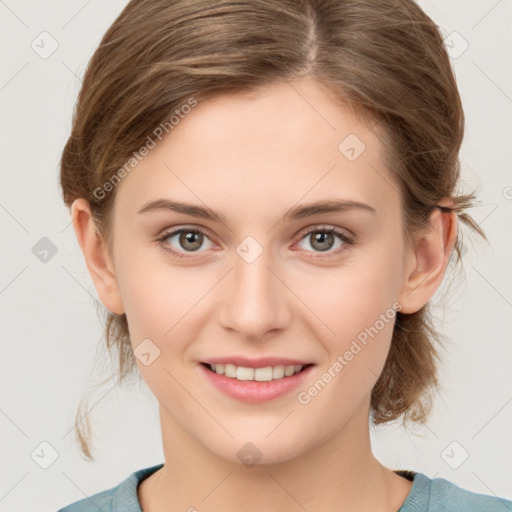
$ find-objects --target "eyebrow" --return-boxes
[136,198,376,223]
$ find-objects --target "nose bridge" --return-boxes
[219,236,290,339]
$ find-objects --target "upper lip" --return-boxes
[202,357,315,368]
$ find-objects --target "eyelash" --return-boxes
[156,225,354,260]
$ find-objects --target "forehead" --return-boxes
[115,78,400,223]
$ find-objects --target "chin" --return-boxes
[207,436,307,467]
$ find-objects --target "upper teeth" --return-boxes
[209,363,304,381]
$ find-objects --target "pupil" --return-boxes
[180,231,203,251]
[311,232,333,251]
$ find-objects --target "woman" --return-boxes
[57,0,511,510]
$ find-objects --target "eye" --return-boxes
[295,226,353,256]
[156,224,354,260]
[156,226,214,258]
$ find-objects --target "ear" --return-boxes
[397,199,457,314]
[70,198,125,315]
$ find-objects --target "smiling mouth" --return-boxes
[201,362,314,382]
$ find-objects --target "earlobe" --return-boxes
[70,198,125,315]
[398,204,457,314]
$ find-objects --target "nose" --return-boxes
[218,245,292,342]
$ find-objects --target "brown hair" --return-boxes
[60,0,486,460]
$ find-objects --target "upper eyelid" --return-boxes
[295,223,353,239]
[158,225,213,242]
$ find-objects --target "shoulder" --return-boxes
[56,463,164,512]
[400,471,512,512]
[427,474,512,512]
[56,485,115,512]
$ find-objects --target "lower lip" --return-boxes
[198,363,315,404]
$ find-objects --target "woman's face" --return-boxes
[96,78,421,464]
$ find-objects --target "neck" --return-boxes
[139,401,411,512]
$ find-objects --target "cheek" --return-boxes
[290,249,403,338]
[113,246,196,347]
[287,242,403,397]
[292,266,399,421]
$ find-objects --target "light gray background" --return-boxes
[1,1,511,510]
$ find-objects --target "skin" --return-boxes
[71,77,457,511]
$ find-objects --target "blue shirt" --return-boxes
[56,463,512,511]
